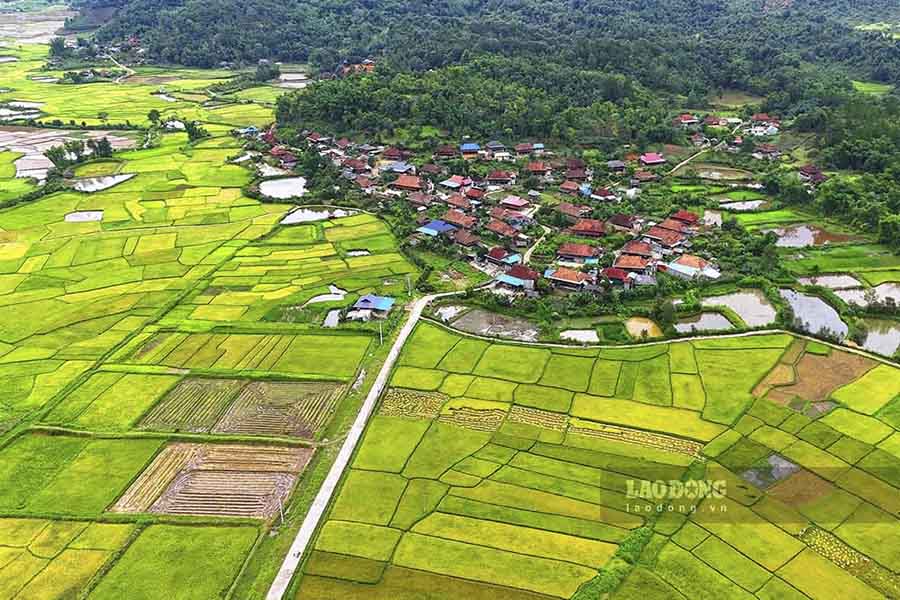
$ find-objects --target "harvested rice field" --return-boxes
[112,442,314,518]
[293,325,900,599]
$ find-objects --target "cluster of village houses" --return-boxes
[243,111,827,310]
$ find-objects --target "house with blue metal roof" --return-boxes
[349,294,396,320]
[416,220,457,237]
[460,142,481,154]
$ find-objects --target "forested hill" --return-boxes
[75,0,900,88]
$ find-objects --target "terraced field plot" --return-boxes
[113,442,314,518]
[295,325,900,599]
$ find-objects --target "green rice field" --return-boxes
[294,326,900,599]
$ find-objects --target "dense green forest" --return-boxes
[78,0,900,89]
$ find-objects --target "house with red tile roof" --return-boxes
[487,170,515,185]
[658,218,690,234]
[527,161,552,175]
[445,194,472,211]
[435,145,458,158]
[465,187,485,201]
[674,113,700,127]
[515,143,534,155]
[613,254,652,272]
[486,219,518,238]
[568,219,606,238]
[392,174,424,192]
[620,240,653,257]
[633,170,658,183]
[565,168,588,181]
[544,266,592,290]
[643,226,685,249]
[556,202,591,221]
[452,229,481,248]
[408,192,434,207]
[601,267,633,288]
[608,214,638,233]
[559,180,580,195]
[443,209,477,229]
[557,242,600,264]
[671,210,700,225]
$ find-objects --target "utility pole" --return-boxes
[379,320,383,346]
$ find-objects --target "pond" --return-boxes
[560,329,600,343]
[435,305,466,322]
[280,207,354,224]
[259,177,307,199]
[152,93,177,102]
[764,224,859,248]
[675,313,734,334]
[624,317,662,339]
[779,289,848,340]
[64,210,103,223]
[71,173,134,192]
[720,200,769,211]
[323,309,341,328]
[834,283,900,307]
[798,274,861,289]
[452,308,540,342]
[702,290,777,327]
[859,319,900,357]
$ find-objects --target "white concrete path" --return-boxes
[265,292,448,600]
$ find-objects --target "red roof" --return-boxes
[560,180,580,193]
[614,255,651,271]
[602,267,630,283]
[566,158,586,169]
[608,213,637,229]
[487,247,510,261]
[515,143,534,153]
[453,229,481,246]
[671,209,699,225]
[436,145,458,156]
[355,176,374,189]
[621,240,653,256]
[486,219,517,238]
[508,264,539,281]
[558,242,597,258]
[487,170,514,182]
[676,113,699,124]
[443,209,477,229]
[408,192,433,206]
[566,168,587,180]
[527,161,550,173]
[465,187,485,200]
[548,267,590,285]
[393,175,423,191]
[335,138,351,149]
[645,226,685,247]
[634,170,658,182]
[674,254,709,270]
[383,147,403,160]
[569,219,606,237]
[342,158,369,172]
[445,194,471,210]
[557,202,590,218]
[658,218,689,233]
[756,143,779,154]
[420,163,442,174]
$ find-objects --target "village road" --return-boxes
[265,291,450,600]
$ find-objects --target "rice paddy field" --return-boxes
[293,323,900,599]
[0,40,422,600]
